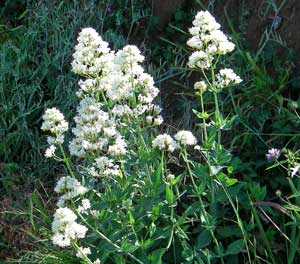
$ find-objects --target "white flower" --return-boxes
[166,174,175,182]
[47,134,65,145]
[64,222,88,239]
[51,207,88,247]
[41,108,68,137]
[52,207,77,233]
[174,130,197,146]
[115,45,144,67]
[291,165,300,178]
[187,10,235,70]
[153,115,164,126]
[56,194,66,207]
[91,157,120,177]
[108,137,127,156]
[187,36,203,49]
[152,134,178,152]
[71,28,111,76]
[45,145,56,158]
[217,38,235,54]
[194,81,207,93]
[51,233,71,247]
[69,97,117,157]
[78,199,91,214]
[82,199,91,208]
[54,176,88,203]
[76,247,91,259]
[216,68,242,88]
[192,11,220,32]
[112,104,133,117]
[188,51,212,69]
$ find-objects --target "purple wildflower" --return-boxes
[266,148,280,161]
[106,6,113,16]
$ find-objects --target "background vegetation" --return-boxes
[1,0,300,262]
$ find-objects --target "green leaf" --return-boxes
[166,185,174,204]
[225,178,238,187]
[195,230,212,249]
[170,174,181,186]
[225,239,244,255]
[148,248,165,264]
[192,109,210,120]
[284,204,300,212]
[193,162,209,179]
[128,211,135,225]
[152,206,160,221]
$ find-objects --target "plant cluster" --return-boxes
[2,1,300,263]
[38,11,253,264]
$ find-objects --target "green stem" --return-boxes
[58,143,75,178]
[166,205,175,250]
[77,212,144,264]
[72,242,94,264]
[219,183,252,264]
[199,92,208,142]
[183,148,225,264]
[213,92,221,145]
[199,90,215,211]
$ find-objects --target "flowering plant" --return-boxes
[41,11,247,263]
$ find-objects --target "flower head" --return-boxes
[41,108,68,136]
[187,10,235,70]
[51,207,88,247]
[152,134,178,152]
[194,81,207,94]
[266,148,280,161]
[45,145,56,158]
[174,130,197,146]
[216,68,242,88]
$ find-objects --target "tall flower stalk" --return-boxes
[40,10,249,264]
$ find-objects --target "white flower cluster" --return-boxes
[69,97,126,158]
[76,246,91,259]
[72,28,112,76]
[152,134,178,152]
[188,51,212,69]
[89,156,121,178]
[187,11,242,90]
[187,11,235,69]
[41,108,68,157]
[194,81,207,93]
[77,199,91,214]
[153,130,197,152]
[45,145,56,158]
[216,68,242,88]
[52,207,88,247]
[174,130,197,146]
[69,27,163,179]
[72,28,162,125]
[41,108,68,135]
[54,176,89,207]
